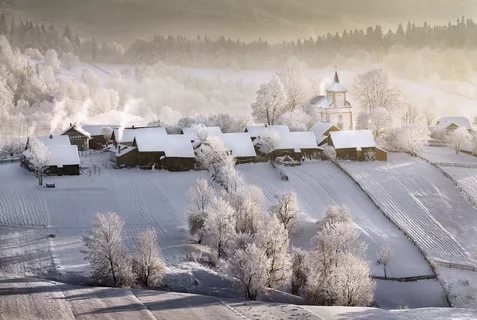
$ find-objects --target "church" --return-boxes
[308,71,353,130]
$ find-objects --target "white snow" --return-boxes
[246,125,289,139]
[182,126,223,141]
[81,124,119,137]
[46,145,81,166]
[113,127,168,145]
[275,131,318,150]
[311,121,337,142]
[330,130,376,149]
[219,133,256,157]
[161,135,196,158]
[60,125,92,138]
[436,117,473,131]
[37,135,71,146]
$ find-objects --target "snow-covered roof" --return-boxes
[47,145,80,166]
[246,125,289,138]
[311,121,339,138]
[220,133,257,158]
[61,125,91,138]
[436,117,472,130]
[81,124,118,137]
[114,127,167,144]
[114,145,137,157]
[133,134,195,158]
[276,132,318,150]
[330,130,376,149]
[161,135,195,158]
[37,135,71,146]
[326,71,348,93]
[309,95,330,108]
[182,126,223,141]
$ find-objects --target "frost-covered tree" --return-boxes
[448,127,471,155]
[306,206,372,306]
[206,113,247,133]
[354,69,400,113]
[277,109,312,131]
[227,184,264,234]
[386,112,430,155]
[270,191,300,234]
[187,179,215,244]
[322,145,336,161]
[377,244,391,278]
[276,57,313,111]
[203,197,236,259]
[133,229,165,287]
[251,75,287,125]
[290,248,309,295]
[254,128,280,156]
[228,243,270,300]
[256,214,291,288]
[81,212,132,287]
[44,49,61,73]
[28,138,50,186]
[368,107,391,141]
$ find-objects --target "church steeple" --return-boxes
[333,70,340,83]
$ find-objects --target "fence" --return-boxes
[371,275,436,282]
[0,157,21,164]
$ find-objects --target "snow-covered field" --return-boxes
[0,154,448,308]
[0,276,475,320]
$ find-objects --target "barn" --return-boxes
[111,145,138,168]
[271,131,321,161]
[61,124,91,151]
[111,126,167,146]
[245,124,289,141]
[220,132,257,164]
[23,135,80,175]
[329,130,387,161]
[81,124,118,149]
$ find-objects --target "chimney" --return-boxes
[132,125,135,129]
[49,134,53,139]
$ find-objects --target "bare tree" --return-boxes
[354,69,400,113]
[377,244,391,278]
[81,212,132,287]
[28,138,50,186]
[290,248,309,295]
[133,229,165,287]
[227,184,264,234]
[270,191,300,234]
[276,57,313,111]
[228,243,270,300]
[424,110,436,127]
[448,127,471,155]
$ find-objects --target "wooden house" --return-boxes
[111,126,167,146]
[435,117,473,134]
[61,124,91,151]
[329,130,387,161]
[270,131,321,161]
[220,133,257,164]
[245,124,289,141]
[81,125,118,149]
[181,126,223,143]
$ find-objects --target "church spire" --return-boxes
[333,70,340,83]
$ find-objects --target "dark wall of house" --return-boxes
[89,135,108,150]
[114,149,139,167]
[335,148,358,160]
[161,157,196,171]
[137,151,165,168]
[271,148,321,161]
[46,165,80,176]
[235,156,257,164]
[62,128,89,151]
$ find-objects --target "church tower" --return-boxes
[309,71,353,130]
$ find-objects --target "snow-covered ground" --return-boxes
[0,154,448,308]
[0,276,475,320]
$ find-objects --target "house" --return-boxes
[219,133,257,164]
[435,117,473,134]
[245,125,289,141]
[111,145,138,168]
[132,133,196,171]
[329,130,387,161]
[271,131,321,161]
[111,126,167,145]
[81,124,118,149]
[181,126,223,143]
[23,135,80,175]
[61,124,91,151]
[311,121,341,146]
[308,71,353,130]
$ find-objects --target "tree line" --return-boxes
[2,12,477,67]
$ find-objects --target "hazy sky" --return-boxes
[1,0,477,41]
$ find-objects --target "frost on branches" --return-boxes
[270,191,300,234]
[133,229,165,287]
[227,184,264,234]
[306,206,374,306]
[81,212,133,287]
[187,179,216,244]
[28,138,51,186]
[251,75,287,125]
[448,127,472,155]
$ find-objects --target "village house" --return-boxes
[271,131,321,161]
[181,126,223,143]
[328,130,387,161]
[245,124,289,141]
[308,71,353,130]
[111,126,168,145]
[219,132,257,164]
[81,124,118,149]
[311,121,341,146]
[435,117,473,134]
[61,124,91,151]
[23,135,80,175]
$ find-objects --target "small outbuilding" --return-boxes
[245,124,289,141]
[329,130,387,161]
[61,124,90,151]
[435,117,473,134]
[271,131,321,161]
[81,124,118,149]
[311,121,341,146]
[220,133,257,164]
